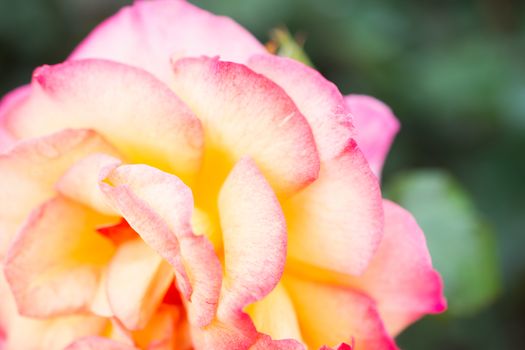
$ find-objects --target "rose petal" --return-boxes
[0,85,30,153]
[320,343,354,350]
[284,140,383,276]
[70,0,266,84]
[345,95,400,177]
[190,313,257,350]
[0,269,12,340]
[4,316,107,350]
[2,248,105,350]
[90,269,113,318]
[192,153,303,350]
[0,129,119,259]
[171,56,320,197]
[347,200,447,336]
[189,262,292,349]
[245,282,303,344]
[65,337,138,350]
[217,157,287,317]
[250,335,305,350]
[97,219,138,246]
[102,318,135,346]
[191,303,303,350]
[4,196,115,317]
[4,59,203,183]
[284,275,397,350]
[101,164,222,327]
[248,55,353,161]
[57,153,122,216]
[90,222,144,318]
[133,304,190,350]
[106,239,174,330]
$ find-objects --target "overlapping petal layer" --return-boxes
[96,302,190,350]
[284,275,397,350]
[0,1,447,348]
[70,0,266,83]
[4,196,115,317]
[284,141,383,276]
[0,272,106,350]
[4,59,203,182]
[248,55,353,161]
[4,315,107,350]
[132,304,190,350]
[171,56,320,197]
[246,282,303,343]
[0,129,119,258]
[57,153,122,216]
[100,164,222,327]
[106,239,174,330]
[65,337,138,350]
[320,343,354,350]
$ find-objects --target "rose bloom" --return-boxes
[0,1,446,349]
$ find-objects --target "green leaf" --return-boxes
[269,27,315,67]
[385,170,500,316]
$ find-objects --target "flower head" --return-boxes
[0,1,445,349]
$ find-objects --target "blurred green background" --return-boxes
[1,0,523,349]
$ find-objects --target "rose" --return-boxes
[0,0,446,349]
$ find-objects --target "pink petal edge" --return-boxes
[70,0,266,84]
[248,54,353,162]
[345,94,400,177]
[5,59,203,183]
[348,200,447,336]
[171,56,320,197]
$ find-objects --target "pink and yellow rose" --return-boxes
[0,1,446,349]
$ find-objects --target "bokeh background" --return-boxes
[1,0,524,349]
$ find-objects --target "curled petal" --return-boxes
[4,59,203,182]
[347,200,447,335]
[171,56,320,197]
[345,95,400,177]
[70,0,266,83]
[192,158,302,349]
[191,158,296,350]
[248,55,353,161]
[217,158,287,316]
[285,141,383,276]
[101,164,222,327]
[4,196,115,317]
